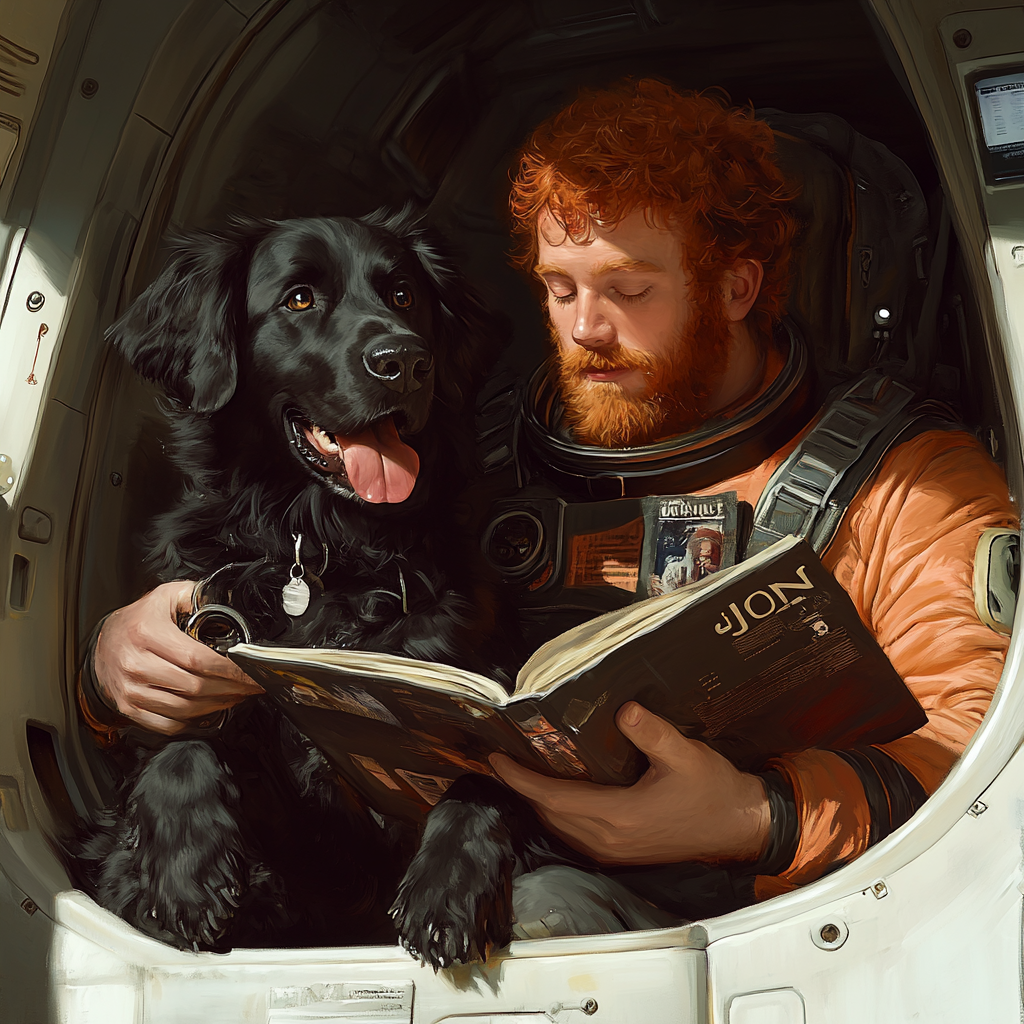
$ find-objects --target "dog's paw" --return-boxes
[390,800,515,970]
[89,740,283,951]
[136,841,271,951]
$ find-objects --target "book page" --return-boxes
[231,645,511,705]
[512,535,801,697]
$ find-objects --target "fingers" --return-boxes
[139,583,262,690]
[615,702,697,771]
[489,753,625,822]
[490,753,632,861]
[490,705,772,865]
[128,708,194,737]
[489,753,602,810]
[92,581,263,732]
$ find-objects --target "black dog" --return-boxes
[75,207,516,951]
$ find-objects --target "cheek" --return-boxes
[546,300,575,343]
[616,304,679,356]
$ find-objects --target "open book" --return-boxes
[229,536,926,822]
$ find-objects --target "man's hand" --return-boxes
[92,581,264,736]
[490,702,770,865]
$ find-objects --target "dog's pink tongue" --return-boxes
[338,417,419,503]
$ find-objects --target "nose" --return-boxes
[571,290,614,348]
[362,337,434,393]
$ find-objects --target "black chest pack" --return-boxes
[474,364,952,635]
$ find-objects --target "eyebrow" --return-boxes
[533,258,664,278]
[534,264,570,278]
[591,257,664,276]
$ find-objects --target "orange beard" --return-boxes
[554,306,734,448]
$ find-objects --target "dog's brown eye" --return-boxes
[285,288,315,311]
[389,286,414,310]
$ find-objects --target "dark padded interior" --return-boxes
[78,0,1003,654]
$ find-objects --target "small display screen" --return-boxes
[972,69,1024,184]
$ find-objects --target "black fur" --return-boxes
[75,207,514,951]
[390,774,587,968]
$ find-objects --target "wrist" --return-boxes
[709,770,771,862]
[749,770,800,875]
[736,771,773,861]
[78,614,128,736]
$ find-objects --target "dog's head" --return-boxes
[108,207,503,506]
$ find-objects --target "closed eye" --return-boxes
[611,285,653,304]
[284,287,316,312]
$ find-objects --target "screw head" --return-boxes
[26,291,44,313]
[952,28,972,49]
[80,78,99,99]
[811,917,849,949]
[109,472,123,487]
[582,999,599,1015]
[20,898,37,916]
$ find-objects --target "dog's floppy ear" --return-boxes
[362,204,509,410]
[107,219,266,413]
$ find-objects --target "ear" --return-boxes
[361,203,509,410]
[106,219,266,413]
[722,259,764,323]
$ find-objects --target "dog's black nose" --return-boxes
[362,338,434,393]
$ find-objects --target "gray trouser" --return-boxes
[511,865,683,940]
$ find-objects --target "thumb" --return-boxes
[615,702,688,767]
[167,579,199,616]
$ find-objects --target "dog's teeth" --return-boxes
[311,424,340,453]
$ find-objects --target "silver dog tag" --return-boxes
[283,533,311,616]
[282,575,310,616]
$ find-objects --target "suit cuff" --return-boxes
[753,749,872,899]
[76,614,127,742]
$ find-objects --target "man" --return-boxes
[83,79,1016,931]
[480,78,1016,923]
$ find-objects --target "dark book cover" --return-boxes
[512,537,926,784]
[230,537,925,821]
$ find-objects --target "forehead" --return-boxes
[535,208,684,272]
[248,219,410,290]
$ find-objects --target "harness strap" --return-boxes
[748,372,950,557]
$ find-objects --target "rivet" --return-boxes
[952,28,972,49]
[968,800,988,817]
[109,472,123,487]
[988,428,1000,459]
[26,291,44,313]
[80,78,99,99]
[20,898,37,916]
[811,917,849,950]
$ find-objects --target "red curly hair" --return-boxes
[510,79,799,338]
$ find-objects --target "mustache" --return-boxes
[561,345,662,376]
